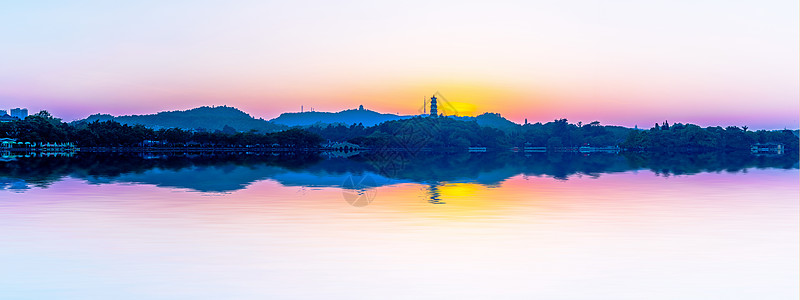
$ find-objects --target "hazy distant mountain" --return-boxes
[269,106,524,131]
[77,106,286,132]
[73,105,523,132]
[269,107,412,127]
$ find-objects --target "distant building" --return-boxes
[10,108,27,119]
[0,110,6,116]
[359,105,364,111]
[429,95,438,117]
[751,143,784,155]
[0,114,16,123]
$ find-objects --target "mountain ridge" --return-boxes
[75,106,287,132]
[72,105,523,132]
[269,107,413,127]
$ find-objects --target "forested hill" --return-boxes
[269,108,411,127]
[75,106,286,132]
[3,110,797,152]
[74,105,524,132]
[271,109,523,132]
[449,113,519,132]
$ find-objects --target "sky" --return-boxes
[0,0,797,129]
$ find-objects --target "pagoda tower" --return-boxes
[429,95,438,117]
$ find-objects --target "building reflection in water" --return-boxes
[425,183,445,204]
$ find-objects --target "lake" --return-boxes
[1,152,798,299]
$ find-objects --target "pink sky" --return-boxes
[1,1,797,129]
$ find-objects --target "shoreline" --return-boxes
[2,147,795,155]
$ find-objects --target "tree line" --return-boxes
[1,111,796,152]
[0,111,322,148]
[622,121,798,152]
[307,117,633,150]
[307,118,796,152]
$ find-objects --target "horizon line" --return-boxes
[12,104,796,131]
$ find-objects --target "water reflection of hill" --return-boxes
[0,151,797,192]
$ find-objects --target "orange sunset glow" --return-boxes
[0,1,796,129]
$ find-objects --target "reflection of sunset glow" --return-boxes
[0,168,797,299]
[437,183,482,199]
[3,169,798,221]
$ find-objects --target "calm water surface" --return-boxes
[0,153,798,299]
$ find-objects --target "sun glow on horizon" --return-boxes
[0,0,796,129]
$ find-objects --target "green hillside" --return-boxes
[76,106,286,132]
